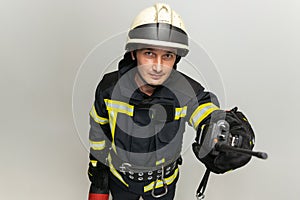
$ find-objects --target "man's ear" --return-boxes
[131,51,136,60]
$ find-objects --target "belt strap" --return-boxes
[110,151,178,173]
[122,161,177,181]
[196,169,211,200]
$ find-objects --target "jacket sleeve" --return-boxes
[89,79,112,167]
[187,89,220,142]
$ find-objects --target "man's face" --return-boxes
[133,47,177,86]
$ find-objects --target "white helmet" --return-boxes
[125,3,189,57]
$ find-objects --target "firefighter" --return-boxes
[87,3,255,200]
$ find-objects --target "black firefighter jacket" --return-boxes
[88,53,219,193]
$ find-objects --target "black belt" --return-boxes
[110,152,180,182]
[120,161,177,182]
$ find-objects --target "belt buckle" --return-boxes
[119,162,132,173]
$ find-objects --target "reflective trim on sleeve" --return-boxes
[104,99,134,116]
[90,160,98,167]
[90,104,109,125]
[144,168,179,192]
[189,103,219,130]
[90,140,106,151]
[174,106,187,120]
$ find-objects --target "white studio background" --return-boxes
[0,0,299,200]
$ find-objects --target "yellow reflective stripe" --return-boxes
[104,99,133,153]
[104,99,134,116]
[90,140,106,150]
[90,104,109,125]
[144,168,179,192]
[174,106,187,120]
[108,154,129,187]
[107,110,118,153]
[190,103,219,129]
[90,160,97,167]
[156,158,165,166]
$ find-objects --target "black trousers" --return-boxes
[109,176,177,200]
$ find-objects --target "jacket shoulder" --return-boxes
[94,71,119,100]
[98,71,119,91]
[179,72,205,93]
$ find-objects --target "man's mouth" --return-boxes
[149,74,163,80]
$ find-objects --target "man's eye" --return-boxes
[144,51,154,56]
[163,54,175,60]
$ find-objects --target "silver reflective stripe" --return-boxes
[174,106,187,120]
[90,104,109,125]
[90,140,105,150]
[104,99,134,116]
[190,103,219,129]
[128,39,189,52]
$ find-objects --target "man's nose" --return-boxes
[153,57,162,72]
